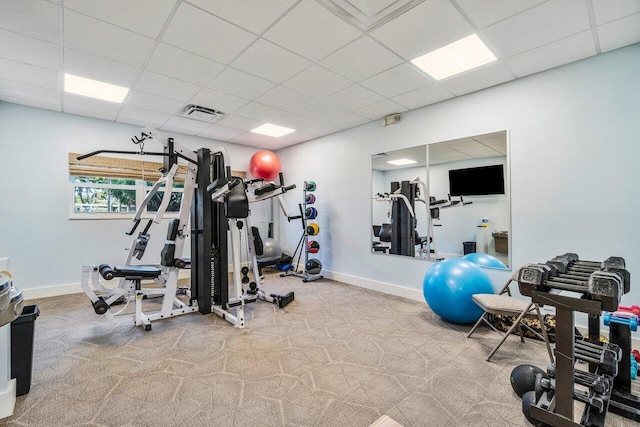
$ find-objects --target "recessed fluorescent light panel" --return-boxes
[411,34,496,80]
[387,158,417,166]
[251,123,295,137]
[64,73,129,103]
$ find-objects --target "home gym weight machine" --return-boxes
[373,176,473,260]
[231,173,298,307]
[80,127,261,330]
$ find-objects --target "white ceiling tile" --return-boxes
[208,68,276,100]
[189,88,250,114]
[0,94,60,111]
[0,29,59,70]
[64,10,155,68]
[598,13,640,53]
[472,131,507,143]
[0,58,59,90]
[282,65,352,99]
[256,86,314,111]
[505,31,596,78]
[160,116,212,135]
[323,85,385,110]
[272,113,319,130]
[439,62,514,96]
[355,99,407,120]
[64,48,140,87]
[0,79,60,106]
[263,0,361,61]
[162,3,256,63]
[64,106,117,121]
[0,0,58,43]
[186,0,297,34]
[440,151,472,161]
[456,0,547,29]
[63,0,176,39]
[229,132,274,146]
[63,92,121,114]
[117,106,171,128]
[134,71,201,102]
[319,36,403,81]
[216,114,263,131]
[327,112,370,129]
[146,44,224,86]
[369,0,474,60]
[300,123,341,138]
[197,124,246,141]
[125,91,184,115]
[294,101,348,121]
[592,0,640,25]
[232,39,313,83]
[234,102,287,122]
[459,146,502,157]
[481,0,591,58]
[360,64,432,98]
[258,135,309,150]
[392,83,453,110]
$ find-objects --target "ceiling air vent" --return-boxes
[180,104,225,123]
[317,0,426,31]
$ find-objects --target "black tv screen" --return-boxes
[449,165,505,196]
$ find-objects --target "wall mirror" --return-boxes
[371,130,510,269]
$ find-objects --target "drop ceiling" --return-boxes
[1,0,638,149]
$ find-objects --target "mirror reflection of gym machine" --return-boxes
[80,127,293,330]
[372,178,471,259]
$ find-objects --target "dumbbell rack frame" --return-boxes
[588,313,640,421]
[520,254,638,426]
[282,181,322,282]
[530,291,611,427]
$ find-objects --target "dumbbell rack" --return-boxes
[591,310,640,421]
[517,253,632,427]
[282,181,322,282]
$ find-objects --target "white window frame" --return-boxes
[69,178,183,220]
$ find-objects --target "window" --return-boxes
[69,153,185,219]
[69,152,247,219]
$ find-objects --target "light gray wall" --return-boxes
[0,104,266,289]
[276,44,640,331]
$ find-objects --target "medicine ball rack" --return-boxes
[282,181,323,282]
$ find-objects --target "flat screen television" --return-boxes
[449,164,505,196]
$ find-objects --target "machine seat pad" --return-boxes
[113,265,162,279]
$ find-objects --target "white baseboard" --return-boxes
[0,379,16,420]
[23,283,82,300]
[323,270,424,302]
[22,269,193,300]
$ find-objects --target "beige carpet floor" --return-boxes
[2,273,638,427]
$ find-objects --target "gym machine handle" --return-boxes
[254,183,278,196]
[282,184,296,193]
[76,149,198,165]
[126,218,141,236]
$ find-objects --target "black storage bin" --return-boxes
[10,305,39,396]
[463,241,476,255]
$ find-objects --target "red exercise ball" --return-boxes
[249,150,281,181]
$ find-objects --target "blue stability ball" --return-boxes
[423,259,494,324]
[463,253,508,270]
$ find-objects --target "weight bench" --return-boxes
[82,262,197,331]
